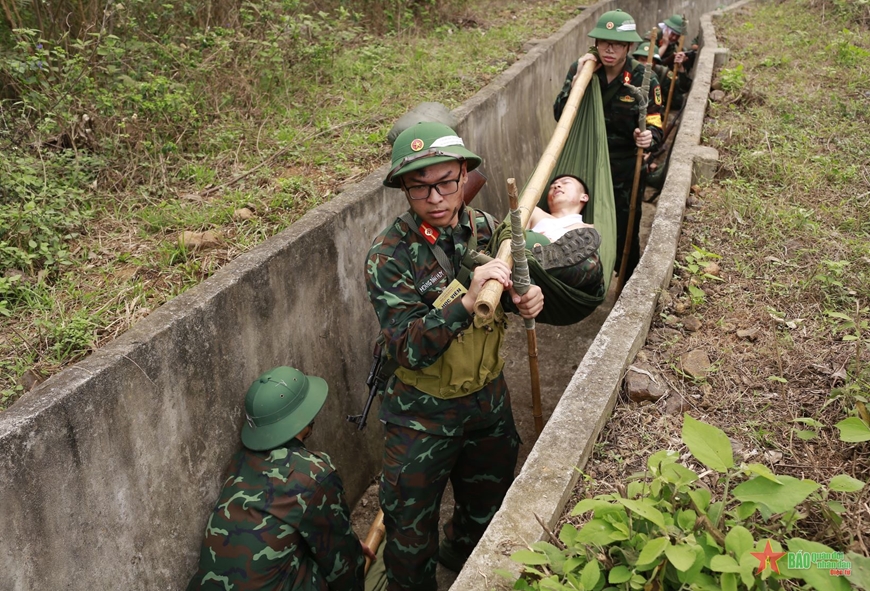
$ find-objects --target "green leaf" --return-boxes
[636,536,670,567]
[609,565,633,584]
[793,417,824,428]
[732,475,819,514]
[689,488,711,512]
[662,462,699,487]
[742,462,782,483]
[829,474,865,492]
[845,551,870,590]
[559,523,578,547]
[795,429,818,440]
[785,539,851,591]
[570,498,614,516]
[617,498,666,529]
[510,549,550,565]
[676,508,697,531]
[665,543,700,572]
[682,414,734,473]
[738,551,759,588]
[563,556,585,574]
[576,518,625,546]
[836,417,870,442]
[648,449,679,472]
[711,554,742,573]
[721,572,738,591]
[579,560,600,589]
[725,525,754,558]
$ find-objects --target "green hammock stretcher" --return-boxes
[491,79,616,327]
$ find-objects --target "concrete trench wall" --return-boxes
[0,1,738,589]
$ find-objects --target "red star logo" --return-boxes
[751,540,786,574]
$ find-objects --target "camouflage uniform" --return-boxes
[554,58,663,281]
[187,439,365,591]
[365,205,520,591]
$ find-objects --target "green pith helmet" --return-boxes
[588,9,643,43]
[241,366,328,451]
[663,14,685,35]
[633,41,654,58]
[384,121,482,188]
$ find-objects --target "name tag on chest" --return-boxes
[433,279,467,310]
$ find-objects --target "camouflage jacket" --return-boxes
[554,58,664,159]
[365,206,516,436]
[187,440,364,591]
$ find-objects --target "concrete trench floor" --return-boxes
[351,199,657,589]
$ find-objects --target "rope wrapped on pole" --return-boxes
[473,59,597,321]
[616,28,656,296]
[507,178,543,434]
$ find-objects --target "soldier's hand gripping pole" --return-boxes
[473,59,597,321]
[346,340,385,430]
[507,179,544,435]
[662,17,687,131]
[616,28,657,297]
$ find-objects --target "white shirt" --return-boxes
[530,214,585,242]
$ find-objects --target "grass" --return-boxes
[562,0,870,565]
[0,0,590,409]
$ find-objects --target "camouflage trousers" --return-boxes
[379,403,520,591]
[612,155,646,282]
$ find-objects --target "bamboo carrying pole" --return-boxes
[661,19,687,130]
[506,179,544,435]
[616,29,657,297]
[363,509,386,575]
[473,59,597,321]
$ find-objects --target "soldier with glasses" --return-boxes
[365,121,544,591]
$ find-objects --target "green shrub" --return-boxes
[506,417,864,591]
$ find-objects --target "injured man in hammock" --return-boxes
[524,174,603,293]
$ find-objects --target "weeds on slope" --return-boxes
[0,0,589,409]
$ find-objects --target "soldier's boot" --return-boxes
[438,538,470,573]
[533,227,601,271]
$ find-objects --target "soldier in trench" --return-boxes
[186,366,377,591]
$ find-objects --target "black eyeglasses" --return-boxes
[403,176,462,200]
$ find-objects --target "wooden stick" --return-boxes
[473,59,597,321]
[616,29,657,296]
[363,509,386,575]
[662,22,687,130]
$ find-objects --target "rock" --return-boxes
[737,327,761,341]
[18,370,43,392]
[179,230,220,251]
[656,291,673,313]
[673,302,688,316]
[710,89,727,102]
[680,349,712,379]
[690,184,703,196]
[711,79,723,91]
[664,314,681,327]
[720,322,736,333]
[703,262,720,277]
[625,364,667,403]
[233,207,254,221]
[664,394,691,414]
[683,317,703,332]
[686,194,701,208]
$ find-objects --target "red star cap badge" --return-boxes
[751,540,786,574]
[410,138,425,152]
